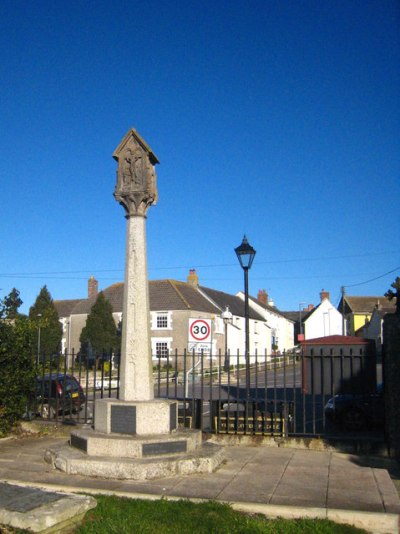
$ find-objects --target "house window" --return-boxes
[155,342,169,359]
[156,313,168,329]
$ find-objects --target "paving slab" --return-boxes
[0,435,399,534]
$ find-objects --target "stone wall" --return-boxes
[383,313,400,458]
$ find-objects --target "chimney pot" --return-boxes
[187,269,199,287]
[257,289,268,305]
[320,289,330,302]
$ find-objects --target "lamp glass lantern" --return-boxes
[235,235,256,270]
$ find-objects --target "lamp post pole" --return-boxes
[243,266,250,402]
[221,306,233,372]
[235,236,256,425]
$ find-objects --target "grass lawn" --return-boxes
[71,496,367,534]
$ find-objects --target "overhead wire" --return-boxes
[343,266,400,289]
[0,250,398,278]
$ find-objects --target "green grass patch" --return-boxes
[74,496,367,534]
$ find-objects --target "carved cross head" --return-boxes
[113,129,159,217]
[385,276,400,315]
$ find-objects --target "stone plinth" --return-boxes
[46,431,224,481]
[69,427,202,458]
[94,398,177,436]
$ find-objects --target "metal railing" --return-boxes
[28,349,382,438]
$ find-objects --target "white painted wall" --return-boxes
[304,299,342,340]
[237,292,294,352]
[223,315,271,364]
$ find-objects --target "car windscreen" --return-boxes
[57,377,80,392]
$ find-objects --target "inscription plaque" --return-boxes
[170,402,177,431]
[111,405,136,434]
[142,440,187,456]
[0,483,62,512]
[70,434,88,453]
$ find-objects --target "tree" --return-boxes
[29,286,62,356]
[80,292,120,355]
[385,277,400,315]
[0,294,35,435]
[2,288,23,319]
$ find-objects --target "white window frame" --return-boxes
[152,337,173,360]
[151,311,172,330]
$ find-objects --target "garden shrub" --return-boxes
[0,316,36,435]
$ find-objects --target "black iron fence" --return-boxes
[27,349,382,438]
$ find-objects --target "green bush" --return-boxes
[0,316,36,436]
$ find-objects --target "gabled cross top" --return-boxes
[385,276,400,315]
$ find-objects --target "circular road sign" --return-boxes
[189,319,212,342]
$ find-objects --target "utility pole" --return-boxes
[341,286,346,335]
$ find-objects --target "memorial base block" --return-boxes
[45,398,224,480]
[94,398,177,436]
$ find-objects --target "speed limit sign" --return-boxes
[188,318,212,343]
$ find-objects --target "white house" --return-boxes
[302,290,342,340]
[198,284,272,362]
[236,289,295,352]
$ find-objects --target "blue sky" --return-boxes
[1,0,399,315]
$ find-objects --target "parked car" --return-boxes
[324,384,384,431]
[27,374,86,419]
[75,341,117,370]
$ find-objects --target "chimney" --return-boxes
[187,269,199,287]
[257,289,268,305]
[306,304,314,311]
[320,289,330,302]
[88,275,98,299]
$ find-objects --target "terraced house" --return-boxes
[54,271,287,369]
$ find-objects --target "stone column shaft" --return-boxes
[120,214,154,401]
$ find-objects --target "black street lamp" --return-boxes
[235,235,256,413]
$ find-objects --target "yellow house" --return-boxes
[338,295,394,336]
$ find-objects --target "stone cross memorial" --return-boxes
[94,129,177,436]
[45,128,223,480]
[113,129,158,403]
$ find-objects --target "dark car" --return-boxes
[324,384,384,430]
[28,374,86,419]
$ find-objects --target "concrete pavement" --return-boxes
[0,433,399,533]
